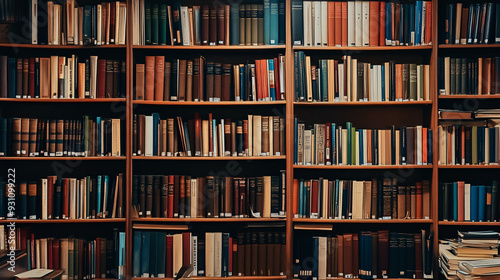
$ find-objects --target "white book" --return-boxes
[318,237,327,279]
[464,183,471,221]
[417,125,422,164]
[352,180,364,219]
[191,178,197,218]
[73,7,78,45]
[313,2,321,46]
[173,234,183,277]
[50,56,58,98]
[269,116,274,156]
[41,178,48,219]
[145,116,153,156]
[304,129,312,165]
[354,1,362,46]
[205,232,215,277]
[97,5,102,45]
[321,1,328,46]
[133,0,140,45]
[90,56,98,98]
[181,6,191,45]
[362,1,369,46]
[303,1,312,46]
[214,232,222,277]
[31,0,38,44]
[421,3,426,45]
[114,1,120,44]
[191,236,198,276]
[347,1,355,46]
[53,5,60,45]
[119,4,127,44]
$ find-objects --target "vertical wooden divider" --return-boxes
[126,0,134,279]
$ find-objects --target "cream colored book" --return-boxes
[97,4,102,45]
[119,3,127,44]
[205,232,215,277]
[214,232,222,277]
[253,115,261,156]
[352,180,364,219]
[112,118,121,156]
[50,56,58,98]
[305,55,312,101]
[90,56,98,98]
[263,176,271,218]
[173,234,183,277]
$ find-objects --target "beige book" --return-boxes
[79,7,84,45]
[248,115,253,156]
[70,178,77,219]
[328,59,335,101]
[253,115,261,156]
[351,58,357,102]
[318,237,327,279]
[74,7,79,45]
[66,0,75,44]
[444,57,450,95]
[214,232,222,277]
[346,55,352,101]
[39,58,51,98]
[53,4,60,45]
[205,232,215,276]
[269,116,274,156]
[50,56,58,98]
[263,176,271,218]
[351,180,364,219]
[202,120,209,156]
[112,119,121,156]
[97,4,102,45]
[47,1,53,44]
[172,234,183,277]
[78,63,85,98]
[119,3,127,44]
[424,65,430,100]
[40,239,48,268]
[305,56,312,101]
[342,129,348,164]
[189,8,194,45]
[190,179,197,218]
[114,1,120,44]
[384,62,390,101]
[41,178,48,219]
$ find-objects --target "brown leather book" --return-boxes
[217,5,225,45]
[257,5,263,45]
[261,116,269,155]
[167,118,174,156]
[177,60,187,101]
[214,63,222,101]
[371,232,378,277]
[145,175,153,217]
[236,233,245,275]
[266,232,274,276]
[29,119,38,156]
[343,233,353,277]
[55,120,64,156]
[154,56,165,101]
[97,59,106,98]
[145,56,155,100]
[251,5,258,45]
[201,5,209,45]
[251,232,258,276]
[422,180,430,219]
[225,177,233,216]
[186,60,193,101]
[273,232,280,276]
[410,185,417,219]
[403,186,410,219]
[334,2,342,46]
[231,122,237,156]
[377,230,389,278]
[0,56,7,98]
[163,61,171,101]
[224,5,230,45]
[221,64,231,101]
[161,120,167,156]
[352,233,359,277]
[206,62,214,101]
[153,176,161,217]
[209,6,217,45]
[242,233,251,276]
[397,185,406,219]
[327,2,335,46]
[257,232,266,276]
[16,58,22,98]
[22,58,28,98]
[414,233,423,278]
[280,118,285,155]
[369,1,379,46]
[112,61,120,98]
[382,178,392,218]
[197,178,206,217]
[390,182,398,219]
[341,2,348,46]
[232,236,238,275]
[272,117,279,156]
[460,8,469,44]
[161,176,168,217]
[180,177,186,217]
[193,59,200,101]
[77,62,85,98]
[337,234,344,277]
[331,237,338,277]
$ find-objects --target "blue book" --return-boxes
[149,231,158,277]
[347,122,352,165]
[183,122,192,156]
[381,66,386,101]
[230,4,240,45]
[359,130,364,165]
[97,175,102,216]
[453,182,458,221]
[157,232,166,277]
[133,231,142,277]
[92,6,96,44]
[141,231,150,277]
[386,3,391,44]
[331,123,336,164]
[478,185,486,221]
[278,0,285,44]
[409,3,415,45]
[415,1,422,45]
[263,0,271,44]
[7,58,16,98]
[83,6,92,45]
[268,60,276,100]
[299,179,304,217]
[120,232,126,279]
[470,185,479,221]
[239,65,245,101]
[270,0,279,44]
[294,118,298,163]
[222,233,230,276]
[152,113,160,156]
[104,175,109,216]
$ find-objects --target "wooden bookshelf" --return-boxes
[438,44,500,49]
[132,45,286,50]
[0,218,126,224]
[439,95,500,99]
[293,45,433,51]
[438,165,500,169]
[132,156,286,160]
[294,101,433,106]
[133,100,287,106]
[293,164,433,169]
[132,218,286,223]
[439,221,500,226]
[293,218,434,224]
[0,98,126,103]
[132,277,287,280]
[0,156,126,160]
[0,43,127,49]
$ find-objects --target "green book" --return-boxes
[151,4,159,45]
[230,4,240,45]
[159,4,167,45]
[145,2,151,44]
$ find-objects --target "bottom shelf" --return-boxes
[132,277,286,280]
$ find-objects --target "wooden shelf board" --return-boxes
[0,98,126,103]
[439,44,500,49]
[438,165,500,169]
[133,156,286,160]
[439,95,500,99]
[1,156,126,161]
[0,43,126,49]
[133,100,286,106]
[133,277,286,280]
[439,221,500,226]
[132,218,285,223]
[132,45,286,50]
[0,218,126,224]
[293,164,433,169]
[294,101,432,106]
[294,218,433,224]
[293,45,432,51]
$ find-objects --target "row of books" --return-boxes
[3,228,126,280]
[0,0,20,23]
[133,230,286,278]
[440,181,500,222]
[0,174,124,220]
[132,114,285,157]
[294,52,431,102]
[292,1,432,47]
[133,2,285,46]
[444,3,500,45]
[0,117,122,157]
[30,0,127,45]
[0,56,126,99]
[294,121,433,166]
[438,57,500,95]
[293,178,430,220]
[132,174,286,219]
[294,230,434,280]
[438,124,500,165]
[135,55,285,102]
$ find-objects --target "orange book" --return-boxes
[328,2,335,46]
[416,182,423,219]
[425,2,432,44]
[422,127,427,164]
[255,60,262,100]
[334,2,342,46]
[395,64,402,99]
[379,2,386,46]
[367,129,372,164]
[293,179,299,216]
[145,56,155,101]
[457,181,465,221]
[483,58,491,94]
[341,2,348,46]
[260,60,269,99]
[154,56,165,101]
[369,1,379,46]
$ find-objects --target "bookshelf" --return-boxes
[1,0,500,279]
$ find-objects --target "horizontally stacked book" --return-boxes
[439,231,500,280]
[295,53,431,102]
[0,117,122,157]
[132,174,286,219]
[132,230,286,278]
[133,1,285,46]
[133,114,285,157]
[292,0,432,46]
[0,55,126,99]
[293,178,430,220]
[135,55,285,102]
[294,121,432,165]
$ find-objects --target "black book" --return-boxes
[461,58,467,95]
[492,181,499,221]
[389,61,395,101]
[198,236,205,276]
[406,234,415,278]
[442,183,450,221]
[139,175,146,217]
[472,4,481,43]
[428,129,433,164]
[170,60,178,101]
[291,0,303,45]
[357,62,364,101]
[446,4,454,44]
[153,175,161,217]
[271,176,280,216]
[438,57,444,92]
[278,0,285,44]
[467,5,474,44]
[132,175,139,208]
[388,232,399,278]
[398,233,407,277]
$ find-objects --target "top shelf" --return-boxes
[132,45,286,50]
[0,43,126,49]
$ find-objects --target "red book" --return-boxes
[425,2,432,44]
[30,234,35,269]
[53,239,60,270]
[47,176,55,219]
[233,179,239,216]
[166,235,174,277]
[229,237,233,275]
[422,127,427,164]
[209,113,213,155]
[327,2,335,46]
[63,178,69,218]
[379,2,386,46]
[28,58,35,98]
[416,182,423,219]
[369,1,380,46]
[293,179,298,216]
[255,60,262,100]
[194,113,201,156]
[97,59,106,98]
[168,175,174,218]
[341,2,348,46]
[325,123,331,165]
[243,120,248,155]
[458,181,465,221]
[261,60,269,100]
[343,233,353,276]
[78,239,84,278]
[334,2,342,46]
[48,238,53,269]
[311,180,318,214]
[182,232,191,266]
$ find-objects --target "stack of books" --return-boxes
[458,259,500,280]
[439,231,500,280]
